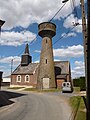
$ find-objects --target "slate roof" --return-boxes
[12,63,39,75]
[12,61,70,75]
[54,61,70,74]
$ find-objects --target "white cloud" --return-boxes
[34,50,41,53]
[75,60,85,67]
[0,0,81,29]
[63,14,82,33]
[1,31,36,46]
[34,60,39,63]
[61,32,76,38]
[54,59,60,61]
[71,61,85,78]
[0,64,11,77]
[0,56,21,64]
[0,56,21,77]
[3,70,11,77]
[53,45,84,58]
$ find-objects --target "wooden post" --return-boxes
[87,0,90,119]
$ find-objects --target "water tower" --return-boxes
[37,22,56,89]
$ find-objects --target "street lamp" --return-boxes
[0,20,5,34]
[62,0,69,3]
[0,20,5,26]
[0,19,5,89]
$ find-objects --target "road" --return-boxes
[0,90,71,120]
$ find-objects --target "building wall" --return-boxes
[11,74,71,88]
[67,74,70,82]
[11,61,71,89]
[3,77,11,82]
[56,79,64,88]
[11,74,37,88]
[1,77,11,86]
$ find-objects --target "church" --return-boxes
[11,22,71,89]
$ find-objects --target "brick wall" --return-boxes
[56,79,64,88]
[11,74,37,88]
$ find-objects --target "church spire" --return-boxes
[24,43,29,54]
[21,43,32,66]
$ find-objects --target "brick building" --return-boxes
[11,43,71,89]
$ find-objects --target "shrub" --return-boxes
[73,77,86,91]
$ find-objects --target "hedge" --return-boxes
[73,77,86,91]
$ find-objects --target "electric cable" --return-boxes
[8,2,68,65]
[27,2,67,49]
[0,1,79,74]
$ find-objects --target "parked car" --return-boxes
[62,82,73,93]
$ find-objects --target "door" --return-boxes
[43,78,49,89]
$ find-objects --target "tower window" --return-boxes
[46,39,47,43]
[46,59,47,64]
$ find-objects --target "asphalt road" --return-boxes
[0,91,71,120]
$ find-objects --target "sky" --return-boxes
[0,0,87,79]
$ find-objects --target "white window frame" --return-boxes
[17,75,21,82]
[25,75,30,82]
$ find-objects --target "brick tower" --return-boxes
[37,22,56,89]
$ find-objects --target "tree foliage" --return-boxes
[73,77,86,91]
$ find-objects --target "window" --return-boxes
[17,75,21,82]
[46,59,47,64]
[46,39,47,43]
[25,75,30,82]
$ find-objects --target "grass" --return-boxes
[70,96,86,120]
[8,87,61,92]
[8,87,25,89]
[73,87,80,93]
[24,88,37,91]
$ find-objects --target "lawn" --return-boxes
[8,87,25,89]
[70,96,86,120]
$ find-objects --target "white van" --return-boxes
[62,82,73,93]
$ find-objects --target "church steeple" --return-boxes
[21,43,32,66]
[24,43,29,54]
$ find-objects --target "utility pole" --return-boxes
[11,59,13,84]
[11,59,13,74]
[87,0,90,120]
[80,0,90,120]
[80,0,87,79]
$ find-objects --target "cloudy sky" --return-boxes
[0,0,87,78]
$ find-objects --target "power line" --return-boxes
[2,2,67,61]
[1,1,77,72]
[29,2,67,48]
[9,2,68,60]
[49,2,67,22]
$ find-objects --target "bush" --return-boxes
[73,77,86,91]
[73,78,80,87]
[79,77,86,91]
